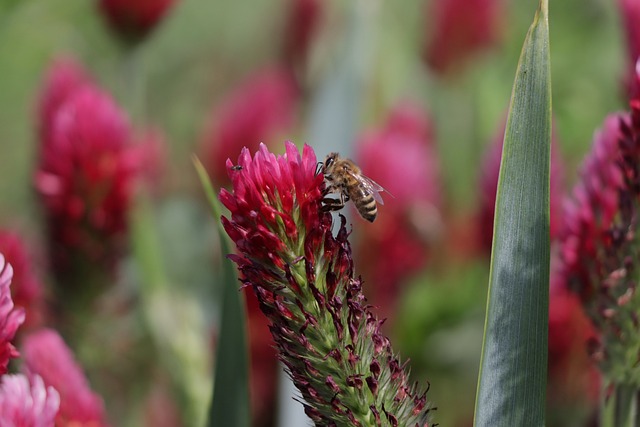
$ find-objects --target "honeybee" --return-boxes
[320,153,386,222]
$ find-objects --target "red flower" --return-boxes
[201,68,298,186]
[0,374,60,426]
[557,68,640,385]
[35,83,139,274]
[618,0,640,98]
[22,329,108,427]
[0,254,25,376]
[355,102,442,318]
[98,0,178,42]
[282,0,323,73]
[478,119,565,253]
[37,58,91,149]
[423,0,504,76]
[0,230,45,332]
[220,142,434,425]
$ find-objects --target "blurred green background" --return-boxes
[0,0,628,426]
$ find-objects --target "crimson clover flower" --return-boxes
[354,102,442,320]
[281,0,323,75]
[22,329,108,427]
[618,1,640,99]
[557,67,640,385]
[0,230,45,332]
[0,254,25,376]
[35,71,145,278]
[97,0,178,43]
[201,67,298,187]
[0,374,60,426]
[220,142,433,426]
[422,0,504,76]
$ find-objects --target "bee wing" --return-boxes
[351,172,387,205]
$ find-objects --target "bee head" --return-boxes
[324,153,338,170]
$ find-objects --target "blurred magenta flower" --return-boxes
[0,231,45,332]
[0,374,60,426]
[37,58,91,150]
[557,68,640,386]
[98,0,178,42]
[423,0,504,76]
[201,67,298,186]
[281,0,323,74]
[22,329,108,427]
[478,120,565,252]
[220,142,433,425]
[0,254,25,376]
[355,102,442,318]
[35,73,146,276]
[618,0,640,97]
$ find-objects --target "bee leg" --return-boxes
[321,197,345,212]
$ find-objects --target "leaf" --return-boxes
[194,157,251,427]
[474,1,551,426]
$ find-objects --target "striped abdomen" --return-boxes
[349,184,377,222]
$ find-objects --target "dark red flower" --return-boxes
[282,0,323,74]
[202,68,298,187]
[0,374,60,426]
[354,102,442,318]
[98,0,178,42]
[423,0,504,76]
[22,329,108,427]
[0,254,25,376]
[37,57,91,149]
[35,84,139,275]
[618,0,640,98]
[557,68,640,385]
[0,230,45,332]
[220,142,434,425]
[478,119,565,253]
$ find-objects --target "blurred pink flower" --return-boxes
[355,102,442,318]
[0,374,60,427]
[35,82,140,274]
[281,0,323,74]
[22,329,108,427]
[478,120,565,253]
[98,0,178,42]
[0,254,25,376]
[201,68,298,186]
[423,0,504,76]
[37,58,91,149]
[0,230,45,332]
[618,0,640,97]
[556,67,640,386]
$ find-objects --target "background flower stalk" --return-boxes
[219,142,433,426]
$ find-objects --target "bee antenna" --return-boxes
[315,161,324,176]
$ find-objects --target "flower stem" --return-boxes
[602,383,640,427]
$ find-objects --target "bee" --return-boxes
[320,152,386,222]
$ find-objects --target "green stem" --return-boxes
[601,383,640,427]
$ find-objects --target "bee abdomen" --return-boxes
[357,196,377,222]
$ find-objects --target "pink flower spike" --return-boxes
[0,374,60,427]
[22,329,108,427]
[220,142,434,426]
[0,253,25,376]
[201,68,298,186]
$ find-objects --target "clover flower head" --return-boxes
[220,142,434,426]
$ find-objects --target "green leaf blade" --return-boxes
[474,1,551,426]
[194,158,251,427]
